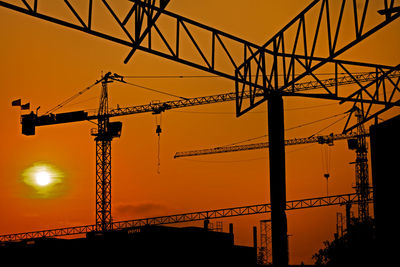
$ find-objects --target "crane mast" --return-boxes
[94,73,113,231]
[348,107,370,222]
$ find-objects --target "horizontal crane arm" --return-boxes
[20,70,399,135]
[174,132,369,158]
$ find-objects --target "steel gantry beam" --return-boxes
[0,1,398,130]
[0,192,367,242]
[0,0,171,58]
[235,0,400,122]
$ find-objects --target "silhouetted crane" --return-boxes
[174,118,372,221]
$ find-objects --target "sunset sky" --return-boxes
[0,0,399,264]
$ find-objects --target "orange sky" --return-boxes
[0,0,399,264]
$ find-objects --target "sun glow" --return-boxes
[22,162,65,198]
[34,170,52,186]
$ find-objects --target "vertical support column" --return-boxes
[267,93,288,267]
[95,139,112,232]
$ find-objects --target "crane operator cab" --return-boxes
[91,121,123,141]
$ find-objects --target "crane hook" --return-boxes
[156,124,162,136]
[155,113,163,174]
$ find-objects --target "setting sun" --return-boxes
[34,170,52,187]
[21,162,66,198]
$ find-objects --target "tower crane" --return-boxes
[3,1,400,265]
[174,117,372,222]
[22,72,125,232]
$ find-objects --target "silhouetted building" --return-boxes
[370,114,400,264]
[0,225,256,266]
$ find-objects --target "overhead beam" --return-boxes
[0,0,170,59]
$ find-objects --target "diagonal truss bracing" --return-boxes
[234,0,400,132]
[0,0,399,132]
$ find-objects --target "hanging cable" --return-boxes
[44,79,102,115]
[321,144,332,196]
[155,113,163,174]
[286,111,348,132]
[223,134,268,147]
[308,113,349,138]
[114,79,189,100]
[61,96,99,108]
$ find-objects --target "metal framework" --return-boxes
[0,192,366,242]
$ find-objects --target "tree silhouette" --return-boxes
[313,218,378,265]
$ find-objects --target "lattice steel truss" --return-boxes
[0,192,368,242]
[0,0,398,132]
[235,0,400,133]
